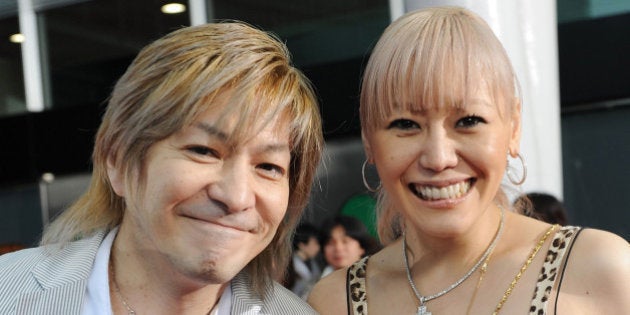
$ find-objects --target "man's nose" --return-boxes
[206,159,255,213]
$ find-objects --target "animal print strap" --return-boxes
[529,225,582,314]
[346,256,370,315]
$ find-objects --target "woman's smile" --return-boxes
[410,179,474,201]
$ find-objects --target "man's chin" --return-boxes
[195,258,246,284]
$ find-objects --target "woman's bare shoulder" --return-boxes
[308,268,349,314]
[559,228,630,313]
[567,228,629,272]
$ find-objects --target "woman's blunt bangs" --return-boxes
[361,7,518,135]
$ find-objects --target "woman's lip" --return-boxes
[410,178,475,201]
[412,177,473,187]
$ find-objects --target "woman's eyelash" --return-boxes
[457,115,486,127]
[387,119,418,129]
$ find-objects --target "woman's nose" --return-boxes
[419,130,458,172]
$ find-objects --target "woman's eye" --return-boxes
[456,115,486,128]
[257,163,285,178]
[387,119,419,130]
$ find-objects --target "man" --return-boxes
[0,22,323,314]
[287,223,322,299]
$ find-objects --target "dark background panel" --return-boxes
[558,13,630,106]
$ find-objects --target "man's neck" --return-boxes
[110,226,227,314]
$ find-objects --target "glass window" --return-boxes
[558,0,630,108]
[38,0,190,108]
[208,0,391,138]
[0,2,26,117]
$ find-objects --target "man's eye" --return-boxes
[387,119,419,130]
[187,146,218,157]
[258,163,285,178]
[456,115,486,128]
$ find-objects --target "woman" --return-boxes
[320,216,380,278]
[309,7,629,315]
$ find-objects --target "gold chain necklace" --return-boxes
[465,231,497,315]
[403,208,505,315]
[492,224,558,315]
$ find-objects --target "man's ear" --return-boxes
[107,156,125,197]
[508,99,522,157]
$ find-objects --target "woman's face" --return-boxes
[324,226,366,269]
[364,87,520,237]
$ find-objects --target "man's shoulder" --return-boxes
[0,246,54,312]
[265,282,318,313]
[0,245,54,281]
[0,231,106,289]
[231,273,318,314]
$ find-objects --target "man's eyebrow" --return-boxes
[260,143,291,154]
[194,122,291,153]
[194,122,228,141]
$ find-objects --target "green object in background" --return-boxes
[339,193,378,240]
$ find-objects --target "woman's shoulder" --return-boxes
[308,266,350,313]
[565,227,629,274]
[558,227,630,313]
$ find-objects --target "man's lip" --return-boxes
[182,214,251,232]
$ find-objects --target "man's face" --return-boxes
[111,103,291,285]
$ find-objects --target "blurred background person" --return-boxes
[286,223,322,299]
[515,192,569,225]
[320,215,380,278]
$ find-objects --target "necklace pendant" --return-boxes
[417,305,432,315]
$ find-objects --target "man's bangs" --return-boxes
[204,72,303,149]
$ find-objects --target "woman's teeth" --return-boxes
[415,180,470,200]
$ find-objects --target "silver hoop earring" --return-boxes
[362,160,381,192]
[507,153,527,185]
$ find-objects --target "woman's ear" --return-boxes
[361,132,373,163]
[107,156,125,197]
[508,99,522,157]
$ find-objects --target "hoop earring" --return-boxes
[362,160,381,192]
[507,153,527,185]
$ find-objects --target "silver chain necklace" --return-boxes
[109,257,138,315]
[402,207,505,315]
[109,256,216,315]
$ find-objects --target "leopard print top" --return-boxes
[346,226,583,315]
